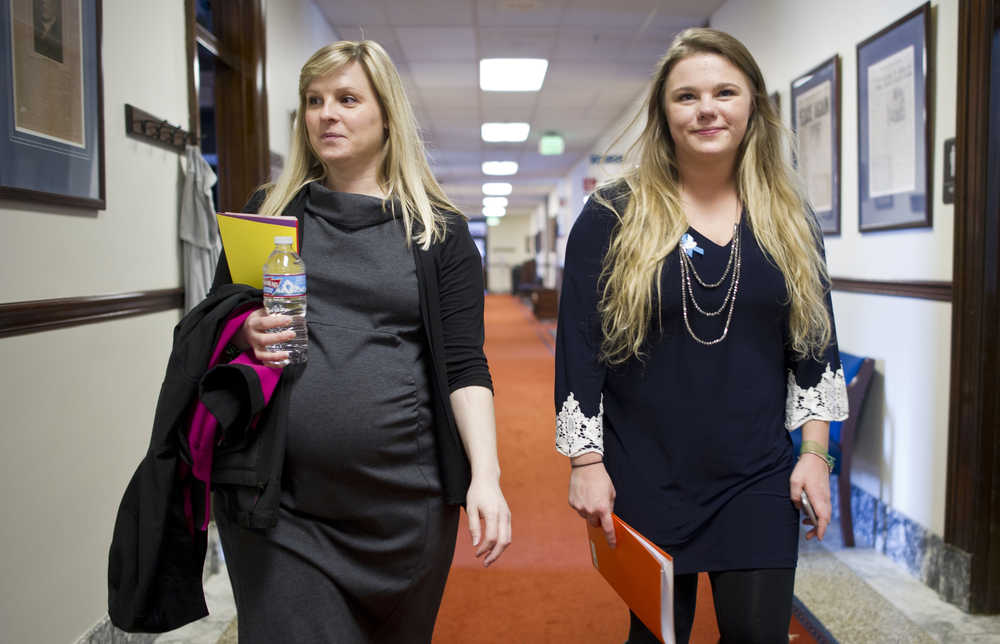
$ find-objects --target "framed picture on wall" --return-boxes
[0,0,105,209]
[791,55,841,235]
[856,2,931,232]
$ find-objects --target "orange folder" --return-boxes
[587,514,675,644]
[216,212,299,288]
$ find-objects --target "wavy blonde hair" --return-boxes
[258,40,457,248]
[595,28,831,364]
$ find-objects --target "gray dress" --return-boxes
[216,183,460,643]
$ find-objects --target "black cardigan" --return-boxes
[211,187,493,505]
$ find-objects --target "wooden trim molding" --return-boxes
[0,289,183,339]
[947,0,1000,613]
[830,278,952,301]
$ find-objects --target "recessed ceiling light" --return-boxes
[482,161,519,176]
[483,182,513,196]
[480,58,549,92]
[483,205,507,217]
[481,122,530,142]
[486,216,501,226]
[483,196,509,208]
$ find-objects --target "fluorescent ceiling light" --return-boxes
[482,182,513,196]
[483,196,509,208]
[481,122,530,142]
[480,58,548,91]
[482,161,519,176]
[482,205,507,217]
[486,216,501,226]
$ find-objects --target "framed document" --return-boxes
[791,55,841,235]
[0,0,105,209]
[856,2,931,232]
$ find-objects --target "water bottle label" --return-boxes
[263,273,306,297]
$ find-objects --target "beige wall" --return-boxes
[487,214,533,293]
[0,1,339,642]
[711,0,957,537]
[265,0,340,168]
[0,2,188,642]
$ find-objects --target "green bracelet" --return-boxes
[800,440,835,472]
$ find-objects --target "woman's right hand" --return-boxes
[568,457,617,548]
[234,308,296,366]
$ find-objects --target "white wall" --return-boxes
[711,0,956,537]
[831,293,952,529]
[554,90,648,271]
[265,0,339,165]
[0,2,340,642]
[486,214,532,293]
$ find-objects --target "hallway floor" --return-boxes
[151,295,1000,644]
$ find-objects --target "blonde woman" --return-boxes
[212,41,510,643]
[555,29,847,643]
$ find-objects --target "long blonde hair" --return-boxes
[595,28,831,364]
[258,40,457,248]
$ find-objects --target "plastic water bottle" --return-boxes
[262,236,307,364]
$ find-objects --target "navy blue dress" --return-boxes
[554,192,848,574]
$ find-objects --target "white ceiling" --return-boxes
[313,0,724,217]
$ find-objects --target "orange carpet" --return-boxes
[432,295,817,643]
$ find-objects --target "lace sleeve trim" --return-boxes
[556,392,604,457]
[785,363,850,430]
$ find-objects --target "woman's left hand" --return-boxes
[789,453,832,540]
[465,476,511,567]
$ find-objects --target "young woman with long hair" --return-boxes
[555,28,847,643]
[212,40,511,643]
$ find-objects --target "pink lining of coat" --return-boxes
[185,306,283,530]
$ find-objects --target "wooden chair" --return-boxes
[791,352,876,547]
[531,288,559,319]
[515,259,540,297]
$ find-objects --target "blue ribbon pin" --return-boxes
[680,233,704,258]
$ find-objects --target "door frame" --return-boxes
[947,0,1000,614]
[185,0,269,212]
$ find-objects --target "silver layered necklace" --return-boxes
[679,210,742,346]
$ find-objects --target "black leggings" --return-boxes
[626,568,796,644]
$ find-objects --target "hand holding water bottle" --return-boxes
[261,236,308,365]
[234,309,299,367]
[232,236,307,366]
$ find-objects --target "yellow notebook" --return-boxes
[216,212,299,288]
[587,515,675,644]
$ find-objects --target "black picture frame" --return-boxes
[856,2,932,232]
[0,0,105,209]
[791,55,841,235]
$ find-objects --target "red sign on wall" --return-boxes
[583,177,597,193]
